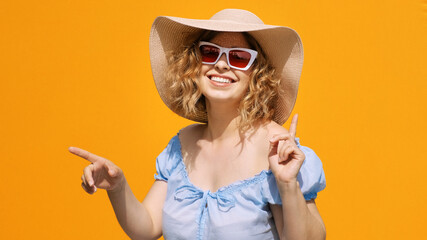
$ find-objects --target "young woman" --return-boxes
[70,9,326,240]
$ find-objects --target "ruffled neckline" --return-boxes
[173,134,273,195]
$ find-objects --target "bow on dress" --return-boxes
[174,185,236,212]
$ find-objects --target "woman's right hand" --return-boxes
[69,147,125,194]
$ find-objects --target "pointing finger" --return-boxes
[289,114,298,138]
[69,147,102,163]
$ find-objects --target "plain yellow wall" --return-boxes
[1,0,426,239]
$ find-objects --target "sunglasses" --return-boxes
[198,41,258,71]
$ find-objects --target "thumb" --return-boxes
[103,161,117,177]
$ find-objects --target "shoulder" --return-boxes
[178,124,205,146]
[177,124,206,159]
[266,121,288,134]
[254,120,290,140]
[239,120,289,152]
[240,121,289,169]
[179,124,205,139]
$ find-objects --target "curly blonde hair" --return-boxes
[165,31,282,131]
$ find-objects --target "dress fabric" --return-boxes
[154,134,326,240]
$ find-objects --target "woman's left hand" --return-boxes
[268,114,305,184]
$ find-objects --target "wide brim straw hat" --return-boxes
[149,9,303,125]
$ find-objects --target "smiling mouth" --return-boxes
[209,76,235,84]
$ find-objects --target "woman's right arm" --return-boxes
[107,179,166,240]
[69,147,166,240]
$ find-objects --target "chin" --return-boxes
[203,90,246,106]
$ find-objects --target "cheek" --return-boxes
[237,71,251,85]
[198,65,209,78]
[200,65,210,74]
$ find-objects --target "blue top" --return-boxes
[154,134,326,240]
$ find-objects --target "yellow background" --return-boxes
[1,0,426,239]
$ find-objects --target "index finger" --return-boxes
[68,147,102,163]
[289,114,298,138]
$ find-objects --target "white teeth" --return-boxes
[211,76,232,83]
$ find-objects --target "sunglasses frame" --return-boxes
[198,41,258,71]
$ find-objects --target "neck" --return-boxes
[203,100,241,141]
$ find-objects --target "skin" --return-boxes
[69,32,326,240]
[197,32,252,106]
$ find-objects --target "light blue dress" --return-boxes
[154,134,326,240]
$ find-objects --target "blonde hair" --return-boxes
[165,31,282,131]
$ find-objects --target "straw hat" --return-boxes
[149,9,303,125]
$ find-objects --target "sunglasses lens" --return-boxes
[200,45,220,63]
[199,43,254,69]
[229,50,252,68]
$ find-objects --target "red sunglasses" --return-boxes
[198,41,258,71]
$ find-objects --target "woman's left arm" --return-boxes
[270,186,326,240]
[268,115,326,240]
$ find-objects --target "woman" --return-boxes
[70,9,326,240]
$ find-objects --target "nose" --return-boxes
[214,53,230,71]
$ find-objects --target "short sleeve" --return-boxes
[295,138,326,200]
[154,135,181,182]
[261,138,326,204]
[261,172,282,205]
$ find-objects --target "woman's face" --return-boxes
[197,32,252,106]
